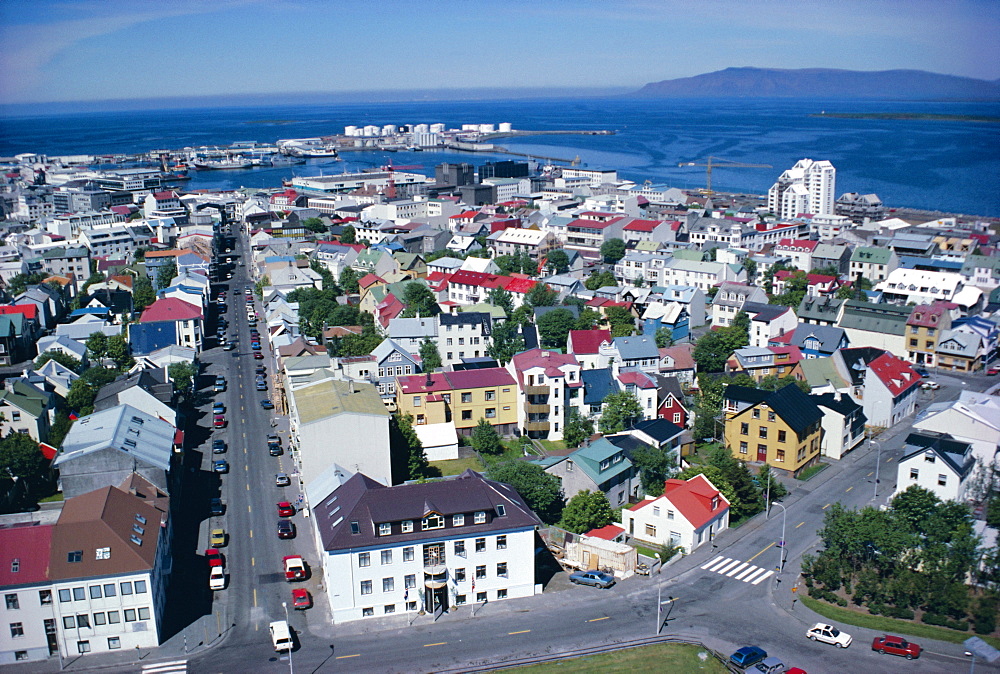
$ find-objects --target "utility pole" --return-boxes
[871,438,882,502]
[771,501,787,574]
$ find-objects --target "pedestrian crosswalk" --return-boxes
[700,555,775,585]
[141,660,187,674]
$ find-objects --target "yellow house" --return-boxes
[396,367,519,436]
[723,383,823,477]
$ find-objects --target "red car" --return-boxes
[213,414,226,428]
[277,501,295,517]
[291,588,312,610]
[988,365,1000,376]
[205,549,224,568]
[283,555,306,581]
[253,352,264,359]
[872,634,921,659]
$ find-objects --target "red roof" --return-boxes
[617,370,657,388]
[449,269,508,290]
[503,277,537,294]
[659,343,696,371]
[568,329,612,355]
[662,474,729,529]
[567,218,618,230]
[907,303,948,328]
[777,238,819,252]
[769,345,804,363]
[586,524,625,541]
[0,523,53,587]
[868,352,921,396]
[140,297,203,323]
[511,349,579,384]
[0,304,38,320]
[357,273,386,289]
[396,367,515,395]
[623,219,661,232]
[152,191,177,200]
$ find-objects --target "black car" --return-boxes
[269,443,283,456]
[255,366,267,375]
[212,439,226,454]
[260,399,274,410]
[209,498,225,516]
[277,520,296,539]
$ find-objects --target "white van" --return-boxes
[269,620,292,652]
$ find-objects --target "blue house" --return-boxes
[580,368,619,418]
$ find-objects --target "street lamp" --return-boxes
[870,438,882,502]
[282,601,293,674]
[771,501,787,574]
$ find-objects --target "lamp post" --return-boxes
[871,439,882,502]
[771,501,787,574]
[282,602,293,674]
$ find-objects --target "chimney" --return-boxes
[425,373,433,386]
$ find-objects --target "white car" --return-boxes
[209,566,226,590]
[806,623,852,648]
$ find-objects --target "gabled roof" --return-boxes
[581,368,619,405]
[568,329,612,355]
[901,431,975,479]
[660,474,729,530]
[630,418,684,443]
[614,335,659,360]
[867,352,921,396]
[0,523,53,587]
[510,349,579,382]
[725,384,822,435]
[139,297,203,323]
[564,438,634,484]
[54,404,174,471]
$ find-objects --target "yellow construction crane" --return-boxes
[677,156,772,196]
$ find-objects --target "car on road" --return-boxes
[261,399,274,409]
[748,656,785,674]
[254,352,264,360]
[915,366,929,378]
[212,439,226,454]
[277,520,296,539]
[275,473,290,487]
[806,623,852,648]
[291,588,312,610]
[269,443,283,456]
[212,459,229,473]
[872,634,921,659]
[213,402,225,414]
[206,548,224,568]
[256,381,267,391]
[252,342,261,351]
[223,341,236,351]
[213,414,226,428]
[277,501,295,517]
[210,528,227,547]
[988,365,1000,376]
[729,646,767,669]
[269,620,292,652]
[209,566,226,590]
[282,555,306,581]
[256,365,267,375]
[921,381,940,390]
[268,434,281,446]
[568,570,616,588]
[209,498,225,516]
[214,376,226,392]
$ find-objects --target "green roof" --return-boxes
[672,249,706,262]
[458,302,507,319]
[568,438,634,485]
[850,246,893,264]
[293,377,389,425]
[839,300,910,336]
[799,357,848,388]
[0,380,50,418]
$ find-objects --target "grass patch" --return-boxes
[511,641,727,673]
[430,455,485,476]
[796,463,829,481]
[38,492,64,503]
[538,439,567,453]
[634,544,659,560]
[800,595,1000,649]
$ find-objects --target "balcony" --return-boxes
[524,385,548,396]
[524,420,550,433]
[524,402,549,414]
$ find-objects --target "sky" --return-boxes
[1,0,997,105]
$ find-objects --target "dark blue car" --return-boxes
[730,646,767,669]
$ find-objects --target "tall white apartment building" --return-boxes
[768,159,836,219]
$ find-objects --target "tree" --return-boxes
[525,282,558,308]
[133,275,156,314]
[546,249,570,275]
[168,361,198,397]
[402,282,439,317]
[339,267,359,295]
[677,464,741,518]
[302,217,327,233]
[563,409,594,449]
[81,271,106,295]
[486,287,515,315]
[598,391,642,435]
[654,327,674,348]
[486,318,524,366]
[339,324,383,357]
[155,260,177,290]
[584,270,616,291]
[34,351,81,373]
[85,332,109,364]
[493,255,520,276]
[890,485,943,532]
[105,334,133,370]
[559,490,616,534]
[66,366,119,416]
[537,308,575,349]
[133,246,149,261]
[757,463,787,500]
[471,418,504,456]
[574,308,601,331]
[770,270,809,307]
[632,445,676,497]
[391,413,434,482]
[486,460,565,524]
[605,305,635,337]
[0,432,51,508]
[600,238,626,264]
[310,259,339,293]
[417,337,442,371]
[339,224,357,244]
[5,272,48,297]
[254,274,270,300]
[744,258,757,284]
[692,373,724,441]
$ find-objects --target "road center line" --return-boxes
[822,503,831,509]
[795,521,805,529]
[587,617,609,622]
[423,642,447,647]
[335,654,360,659]
[747,542,775,563]
[845,486,853,492]
[866,471,873,477]
[508,630,531,635]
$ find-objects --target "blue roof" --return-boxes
[581,368,619,405]
[129,322,177,355]
[70,307,110,317]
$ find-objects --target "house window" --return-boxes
[404,574,416,589]
[384,604,395,614]
[485,390,496,401]
[453,514,465,526]
[416,414,425,424]
[938,475,947,486]
[455,568,466,582]
[455,541,466,556]
[58,589,71,603]
[461,392,472,403]
[73,587,85,601]
[776,449,785,462]
[476,565,487,579]
[381,550,392,565]
[496,505,506,517]
[759,427,768,439]
[5,594,18,610]
[382,578,394,592]
[403,547,414,562]
[485,408,496,418]
[351,521,360,534]
[9,622,23,638]
[359,552,371,567]
[94,612,106,626]
[124,609,136,623]
[667,510,675,520]
[645,524,656,537]
[67,551,82,563]
[740,423,749,436]
[477,592,488,603]
[497,535,507,550]
[653,506,660,517]
[422,514,444,530]
[107,637,120,650]
[402,520,414,533]
[77,641,91,654]
[63,616,76,629]
[474,511,486,524]
[138,607,150,620]
[752,409,760,419]
[462,410,472,420]
[413,396,421,407]
[379,523,391,536]
[475,538,486,553]
[778,430,786,443]
[673,413,681,424]
[455,595,467,606]
[39,590,51,605]
[924,454,936,463]
[497,562,508,578]
[360,580,372,595]
[739,441,748,454]
[362,607,374,617]
[89,586,102,600]
[107,611,119,624]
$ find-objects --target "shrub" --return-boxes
[973,595,998,635]
[922,613,969,631]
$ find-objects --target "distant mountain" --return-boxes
[633,67,1000,100]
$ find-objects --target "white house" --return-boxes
[619,474,729,553]
[893,431,976,503]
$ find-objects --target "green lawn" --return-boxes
[510,642,727,673]
[538,439,567,453]
[800,595,1000,649]
[38,492,64,503]
[430,455,485,476]
[796,463,829,481]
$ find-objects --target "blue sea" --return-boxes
[1,97,998,216]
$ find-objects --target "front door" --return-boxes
[757,445,768,462]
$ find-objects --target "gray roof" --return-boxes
[797,295,843,323]
[743,301,790,322]
[901,431,975,479]
[936,329,980,359]
[55,404,174,471]
[614,335,660,361]
[790,324,847,354]
[387,316,437,340]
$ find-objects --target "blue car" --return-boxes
[730,646,767,669]
[260,399,274,410]
[568,570,615,588]
[212,459,229,474]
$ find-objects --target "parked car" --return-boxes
[210,528,227,547]
[256,365,267,375]
[254,352,264,360]
[213,459,229,474]
[872,634,921,659]
[277,501,295,517]
[275,473,290,487]
[568,570,616,588]
[209,566,226,590]
[223,342,236,351]
[205,548,224,568]
[209,498,225,516]
[261,399,274,409]
[213,414,226,428]
[921,381,940,390]
[749,656,785,674]
[806,623,852,648]
[214,376,226,392]
[268,435,281,446]
[256,381,267,391]
[282,555,306,581]
[729,646,767,669]
[269,443,283,456]
[277,520,296,539]
[213,402,225,414]
[291,588,312,610]
[987,365,1000,376]
[252,342,261,351]
[212,439,226,454]
[915,366,929,378]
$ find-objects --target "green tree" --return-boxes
[418,338,442,371]
[105,334,133,370]
[584,270,616,291]
[486,460,565,524]
[310,259,339,293]
[339,267,360,295]
[254,274,271,300]
[34,351,82,373]
[339,224,357,244]
[559,490,616,534]
[168,361,198,397]
[133,275,156,314]
[546,249,570,275]
[493,255,521,276]
[744,258,757,284]
[574,308,601,331]
[339,324,383,357]
[600,238,626,264]
[486,287,515,315]
[66,366,119,416]
[598,391,642,435]
[391,413,434,482]
[562,409,594,449]
[486,318,524,366]
[757,463,787,500]
[85,332,109,364]
[5,272,49,297]
[654,327,674,348]
[81,271,106,295]
[0,432,51,508]
[537,308,575,349]
[525,282,558,308]
[471,418,504,456]
[401,282,439,317]
[770,270,809,307]
[302,217,327,233]
[677,464,741,517]
[632,445,676,497]
[692,373,724,441]
[155,260,177,290]
[605,305,635,337]
[133,246,149,261]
